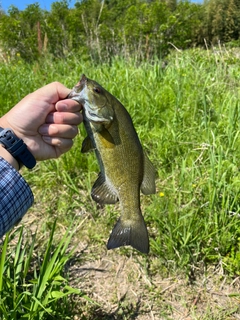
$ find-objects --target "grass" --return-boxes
[0,222,92,319]
[1,47,240,318]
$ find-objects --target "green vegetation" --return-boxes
[1,47,240,317]
[0,222,92,319]
[0,0,240,62]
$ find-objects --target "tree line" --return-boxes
[0,0,239,62]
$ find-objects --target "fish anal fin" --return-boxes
[91,173,118,204]
[81,136,94,153]
[141,152,156,195]
[107,217,149,254]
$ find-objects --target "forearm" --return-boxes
[0,157,34,237]
[0,144,19,170]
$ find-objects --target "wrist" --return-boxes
[0,144,19,170]
[0,127,36,169]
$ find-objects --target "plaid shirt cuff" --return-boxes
[0,157,34,237]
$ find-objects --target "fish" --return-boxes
[68,74,156,254]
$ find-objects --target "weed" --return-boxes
[0,222,91,319]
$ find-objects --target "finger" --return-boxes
[39,124,79,139]
[34,82,71,102]
[42,136,74,154]
[56,99,83,112]
[45,112,83,125]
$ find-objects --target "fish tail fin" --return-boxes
[107,215,149,254]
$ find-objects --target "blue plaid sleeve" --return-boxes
[0,157,34,237]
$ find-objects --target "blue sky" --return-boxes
[1,0,203,13]
[1,0,74,11]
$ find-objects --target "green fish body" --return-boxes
[68,75,156,254]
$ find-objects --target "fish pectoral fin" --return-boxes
[141,152,156,195]
[81,136,94,153]
[107,216,149,254]
[91,173,118,204]
[99,128,115,148]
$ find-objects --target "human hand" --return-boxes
[0,82,82,161]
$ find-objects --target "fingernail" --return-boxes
[42,136,51,142]
[38,125,48,135]
[57,103,67,112]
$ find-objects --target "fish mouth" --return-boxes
[67,92,82,101]
[68,91,109,123]
[69,89,112,123]
[68,74,87,98]
[68,75,113,124]
[84,107,112,124]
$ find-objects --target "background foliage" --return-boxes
[0,0,240,62]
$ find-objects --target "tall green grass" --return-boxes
[0,222,92,319]
[1,48,240,316]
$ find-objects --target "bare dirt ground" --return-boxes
[22,203,239,317]
[18,210,240,320]
[68,243,240,320]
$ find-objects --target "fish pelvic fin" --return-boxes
[91,173,118,204]
[81,136,94,153]
[141,152,156,195]
[107,216,149,254]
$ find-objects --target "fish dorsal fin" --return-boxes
[91,173,119,204]
[81,136,94,153]
[141,152,156,195]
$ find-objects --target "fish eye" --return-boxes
[93,87,101,94]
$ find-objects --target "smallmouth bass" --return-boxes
[68,75,156,254]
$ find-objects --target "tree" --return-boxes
[0,4,46,61]
[45,0,71,57]
[225,0,240,41]
[202,0,240,43]
[166,0,177,11]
